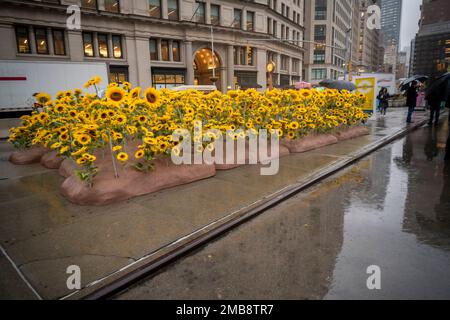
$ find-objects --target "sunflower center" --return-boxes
[146,93,156,103]
[111,92,123,101]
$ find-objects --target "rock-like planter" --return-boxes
[332,126,370,141]
[281,133,338,153]
[40,151,64,169]
[59,159,76,178]
[9,147,48,165]
[60,157,216,206]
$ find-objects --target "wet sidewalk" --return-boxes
[0,109,435,299]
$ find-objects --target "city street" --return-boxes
[117,119,450,300]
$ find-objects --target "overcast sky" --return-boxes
[400,0,422,50]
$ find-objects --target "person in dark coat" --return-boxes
[427,93,441,126]
[406,81,418,123]
[377,87,390,115]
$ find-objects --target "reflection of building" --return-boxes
[402,127,450,248]
[303,0,357,83]
[0,0,306,92]
[412,0,450,79]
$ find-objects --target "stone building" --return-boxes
[0,0,306,92]
[303,0,356,83]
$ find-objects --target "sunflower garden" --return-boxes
[8,76,369,205]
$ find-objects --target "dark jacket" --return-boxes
[377,91,390,107]
[406,86,418,107]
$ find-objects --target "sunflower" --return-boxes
[289,121,300,130]
[60,133,70,141]
[76,157,87,165]
[36,93,51,105]
[106,87,127,103]
[117,152,129,162]
[144,88,160,105]
[76,134,91,145]
[134,149,145,159]
[129,87,141,100]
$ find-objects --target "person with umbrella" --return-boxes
[377,87,390,116]
[406,81,418,123]
[426,72,450,126]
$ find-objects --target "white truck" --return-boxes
[0,60,109,113]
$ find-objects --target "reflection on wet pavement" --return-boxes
[118,121,450,300]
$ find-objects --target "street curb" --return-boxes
[69,116,431,300]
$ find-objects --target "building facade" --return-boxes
[380,0,402,75]
[356,0,383,73]
[0,0,306,92]
[412,0,450,79]
[303,0,356,83]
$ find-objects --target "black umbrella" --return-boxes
[425,72,450,100]
[319,79,356,91]
[400,75,428,91]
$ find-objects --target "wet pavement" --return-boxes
[117,120,450,300]
[0,109,437,299]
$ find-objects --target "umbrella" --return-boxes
[400,75,428,91]
[319,79,356,91]
[425,72,450,101]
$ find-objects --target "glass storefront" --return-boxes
[152,68,185,89]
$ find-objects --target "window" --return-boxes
[35,28,48,54]
[15,26,30,54]
[81,0,97,9]
[152,69,185,89]
[149,39,158,60]
[149,0,161,18]
[233,9,242,29]
[112,35,122,58]
[98,33,109,58]
[246,11,254,31]
[110,66,129,83]
[161,40,169,61]
[246,46,254,66]
[273,20,278,37]
[168,0,179,20]
[53,29,66,55]
[172,41,180,62]
[314,25,326,41]
[194,1,205,23]
[315,0,327,20]
[234,46,253,66]
[211,4,220,25]
[292,59,299,73]
[104,0,119,13]
[267,17,272,34]
[313,50,325,63]
[311,68,326,80]
[83,32,94,57]
[281,55,288,71]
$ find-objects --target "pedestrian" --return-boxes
[427,92,441,126]
[406,81,418,123]
[377,87,390,116]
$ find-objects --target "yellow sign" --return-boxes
[355,77,376,113]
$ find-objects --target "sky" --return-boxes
[400,0,422,50]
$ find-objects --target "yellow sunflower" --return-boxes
[117,152,129,162]
[36,93,52,105]
[134,149,145,159]
[144,88,160,105]
[106,87,127,103]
